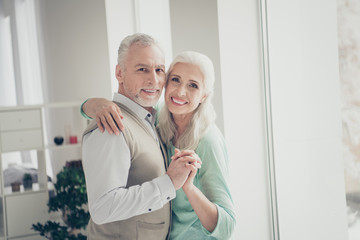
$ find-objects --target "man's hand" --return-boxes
[167,149,202,190]
[83,98,125,134]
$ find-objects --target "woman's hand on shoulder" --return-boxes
[84,98,125,135]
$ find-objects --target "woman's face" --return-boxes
[165,62,207,118]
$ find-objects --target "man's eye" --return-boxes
[156,68,165,73]
[138,68,146,72]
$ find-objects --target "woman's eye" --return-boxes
[190,83,198,89]
[171,77,180,82]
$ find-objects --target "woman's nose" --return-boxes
[177,85,186,96]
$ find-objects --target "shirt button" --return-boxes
[147,114,151,117]
[148,209,152,212]
[167,197,170,200]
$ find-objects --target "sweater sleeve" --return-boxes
[80,98,93,120]
[196,125,236,239]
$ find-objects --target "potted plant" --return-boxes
[32,160,89,240]
[23,173,33,191]
[11,181,21,192]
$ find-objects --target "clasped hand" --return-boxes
[166,149,202,190]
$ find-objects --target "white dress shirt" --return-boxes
[82,93,175,225]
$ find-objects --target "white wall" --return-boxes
[104,0,135,93]
[34,0,112,176]
[169,0,224,133]
[36,0,112,103]
[105,0,173,93]
[134,0,173,69]
[266,0,348,239]
[217,0,273,239]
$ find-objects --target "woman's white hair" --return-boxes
[158,51,216,150]
[117,33,163,70]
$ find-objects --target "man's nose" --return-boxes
[147,70,158,84]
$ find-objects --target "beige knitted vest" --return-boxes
[83,102,170,240]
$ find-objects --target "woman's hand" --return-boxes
[167,149,199,190]
[171,149,202,191]
[83,98,124,135]
[182,165,197,192]
[172,149,218,232]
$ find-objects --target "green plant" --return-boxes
[23,173,32,181]
[23,173,33,190]
[32,161,90,240]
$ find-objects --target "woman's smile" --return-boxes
[171,96,188,106]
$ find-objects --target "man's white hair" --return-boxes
[117,33,163,70]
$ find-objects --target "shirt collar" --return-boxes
[113,92,157,124]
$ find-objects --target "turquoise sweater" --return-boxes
[166,125,236,240]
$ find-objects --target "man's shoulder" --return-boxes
[82,120,99,138]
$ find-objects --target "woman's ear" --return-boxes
[200,94,208,103]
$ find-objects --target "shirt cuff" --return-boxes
[153,175,176,204]
[80,99,93,120]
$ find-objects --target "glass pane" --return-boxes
[15,0,43,105]
[2,150,45,195]
[337,0,360,239]
[0,15,17,106]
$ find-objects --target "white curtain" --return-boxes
[0,0,44,168]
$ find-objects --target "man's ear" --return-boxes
[116,64,124,84]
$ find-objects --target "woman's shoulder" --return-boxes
[197,124,226,151]
[196,124,229,170]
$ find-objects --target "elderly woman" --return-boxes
[82,51,235,239]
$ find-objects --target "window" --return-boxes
[0,0,45,174]
[0,15,17,106]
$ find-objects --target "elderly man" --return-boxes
[82,33,198,240]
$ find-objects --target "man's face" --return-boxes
[116,44,166,110]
